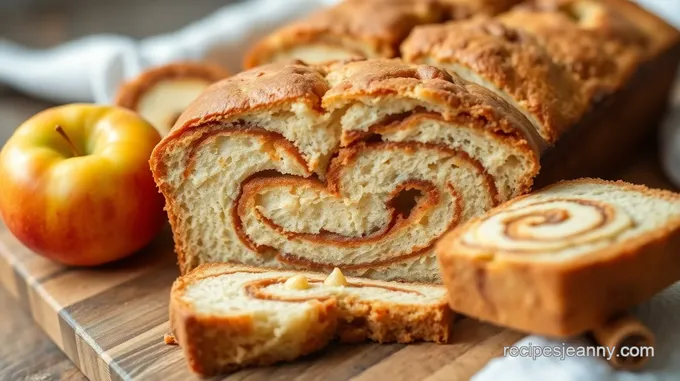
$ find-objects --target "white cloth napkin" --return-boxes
[473,283,680,381]
[1,1,680,380]
[0,0,339,104]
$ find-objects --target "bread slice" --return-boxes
[149,59,542,283]
[435,178,680,337]
[169,264,452,376]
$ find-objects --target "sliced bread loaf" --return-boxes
[436,178,680,336]
[169,264,452,376]
[150,58,541,283]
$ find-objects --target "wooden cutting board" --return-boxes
[0,222,526,381]
[0,149,674,381]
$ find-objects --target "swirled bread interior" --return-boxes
[150,59,541,283]
[436,178,680,336]
[170,264,451,376]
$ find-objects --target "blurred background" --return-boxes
[0,0,246,145]
[0,0,235,47]
[1,0,678,48]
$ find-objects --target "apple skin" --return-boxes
[0,104,167,266]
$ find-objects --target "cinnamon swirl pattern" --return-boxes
[150,59,541,283]
[460,198,634,253]
[170,264,452,376]
[436,179,680,337]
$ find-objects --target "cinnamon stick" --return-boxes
[163,333,178,345]
[591,313,655,371]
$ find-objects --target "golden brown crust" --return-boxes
[320,58,545,152]
[525,0,680,57]
[497,8,641,100]
[438,0,524,18]
[164,58,542,153]
[113,62,230,110]
[435,178,680,336]
[170,264,453,376]
[243,0,447,68]
[169,61,328,136]
[401,17,589,143]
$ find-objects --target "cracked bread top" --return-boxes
[243,0,447,68]
[401,17,589,144]
[497,8,641,101]
[525,0,680,57]
[173,61,330,132]
[319,58,542,146]
[169,58,540,147]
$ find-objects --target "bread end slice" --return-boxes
[436,178,680,337]
[169,264,453,376]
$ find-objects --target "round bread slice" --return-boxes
[114,62,229,137]
[435,178,680,337]
[170,264,452,376]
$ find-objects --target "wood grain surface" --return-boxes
[0,284,86,381]
[0,218,529,381]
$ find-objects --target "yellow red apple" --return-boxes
[0,104,166,266]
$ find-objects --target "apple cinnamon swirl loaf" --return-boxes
[436,178,680,336]
[150,59,541,282]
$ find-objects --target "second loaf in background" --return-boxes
[435,179,680,336]
[150,59,542,283]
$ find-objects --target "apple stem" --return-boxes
[55,125,82,157]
